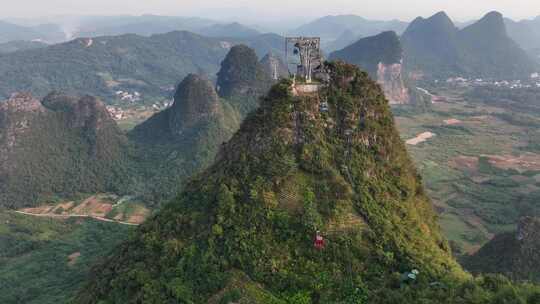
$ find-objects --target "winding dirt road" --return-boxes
[13,210,140,226]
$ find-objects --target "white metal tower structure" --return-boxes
[285,37,322,83]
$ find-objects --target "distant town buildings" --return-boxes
[115,90,142,103]
[445,76,540,89]
[106,100,172,121]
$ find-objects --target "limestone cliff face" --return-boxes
[0,93,46,162]
[376,61,410,104]
[329,31,411,104]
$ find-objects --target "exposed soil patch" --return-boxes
[67,252,81,266]
[483,153,540,173]
[127,210,150,225]
[17,194,148,225]
[406,132,435,145]
[20,205,56,214]
[449,156,479,172]
[467,115,494,125]
[444,118,462,125]
[71,196,113,217]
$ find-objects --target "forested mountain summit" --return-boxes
[76,62,482,303]
[0,92,132,208]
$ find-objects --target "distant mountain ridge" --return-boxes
[0,31,284,102]
[73,15,218,38]
[401,11,538,79]
[505,18,540,51]
[329,31,403,76]
[291,14,408,52]
[0,20,65,43]
[0,40,47,53]
[196,22,261,38]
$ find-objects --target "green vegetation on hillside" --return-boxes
[217,44,273,114]
[129,74,241,204]
[0,209,133,304]
[74,62,505,303]
[0,31,283,102]
[0,44,278,209]
[0,93,134,208]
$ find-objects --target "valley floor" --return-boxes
[395,86,540,254]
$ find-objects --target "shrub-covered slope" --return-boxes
[76,62,475,303]
[0,93,133,208]
[0,210,132,304]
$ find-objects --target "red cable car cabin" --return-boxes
[314,232,325,249]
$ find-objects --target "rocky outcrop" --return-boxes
[42,92,117,131]
[376,61,410,104]
[0,94,46,161]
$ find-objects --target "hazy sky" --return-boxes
[2,0,539,23]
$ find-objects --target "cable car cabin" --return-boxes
[314,232,325,249]
[319,102,329,112]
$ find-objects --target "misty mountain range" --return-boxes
[2,12,540,52]
[0,11,539,102]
